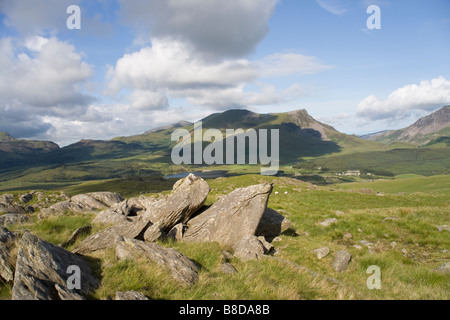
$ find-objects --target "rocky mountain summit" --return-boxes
[362,106,450,145]
[0,174,292,300]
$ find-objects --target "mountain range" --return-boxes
[0,107,449,188]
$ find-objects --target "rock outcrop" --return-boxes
[143,174,210,242]
[39,192,123,218]
[115,236,199,287]
[183,183,273,248]
[0,227,17,282]
[11,232,99,300]
[0,194,33,215]
[0,214,29,227]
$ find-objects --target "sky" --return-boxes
[0,0,449,146]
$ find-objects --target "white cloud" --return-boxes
[0,36,94,138]
[356,76,450,120]
[0,0,80,35]
[118,0,279,60]
[315,0,351,15]
[258,53,332,78]
[106,38,329,111]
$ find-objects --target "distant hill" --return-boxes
[362,106,450,146]
[0,132,60,169]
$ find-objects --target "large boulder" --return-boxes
[39,192,123,218]
[0,213,29,227]
[92,195,166,226]
[182,183,273,248]
[0,194,32,214]
[233,235,266,261]
[0,227,17,282]
[12,232,99,300]
[72,216,151,255]
[143,174,210,242]
[115,236,199,287]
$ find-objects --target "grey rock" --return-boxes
[143,174,210,242]
[257,236,274,254]
[332,251,352,272]
[19,193,33,204]
[183,184,273,248]
[0,193,31,215]
[382,217,399,223]
[166,223,184,241]
[12,232,99,300]
[434,262,450,273]
[73,216,151,255]
[0,213,29,226]
[319,218,338,227]
[437,225,450,232]
[343,231,353,241]
[0,226,16,243]
[221,262,238,274]
[360,240,374,247]
[87,192,124,207]
[313,247,330,260]
[39,192,123,218]
[116,291,149,300]
[115,236,199,287]
[221,250,234,260]
[0,227,17,282]
[255,208,291,238]
[233,234,266,261]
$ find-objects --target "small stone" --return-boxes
[319,218,338,227]
[360,240,374,247]
[332,251,352,272]
[434,262,450,274]
[401,249,408,255]
[343,231,353,241]
[221,262,238,274]
[437,225,450,232]
[116,291,149,300]
[357,228,363,233]
[382,217,399,223]
[390,241,397,249]
[336,210,345,216]
[312,247,330,259]
[352,245,363,250]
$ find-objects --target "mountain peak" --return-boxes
[0,132,16,142]
[362,106,450,145]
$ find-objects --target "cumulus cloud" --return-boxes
[258,53,332,78]
[118,0,278,60]
[0,36,95,138]
[106,38,329,111]
[0,0,78,35]
[356,76,450,120]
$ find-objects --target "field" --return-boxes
[1,173,448,300]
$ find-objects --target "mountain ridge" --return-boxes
[362,106,450,145]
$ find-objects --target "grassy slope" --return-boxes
[1,174,448,300]
[294,147,450,176]
[333,174,450,195]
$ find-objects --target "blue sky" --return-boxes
[1,0,449,146]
